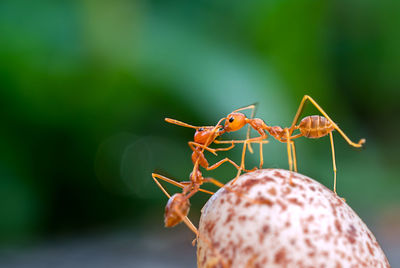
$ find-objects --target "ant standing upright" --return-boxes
[218,95,365,195]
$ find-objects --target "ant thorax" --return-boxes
[194,127,221,145]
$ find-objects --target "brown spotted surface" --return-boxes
[197,169,390,268]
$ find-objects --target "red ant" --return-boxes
[152,117,267,235]
[218,95,366,194]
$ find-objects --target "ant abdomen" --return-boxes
[164,193,190,227]
[298,115,334,139]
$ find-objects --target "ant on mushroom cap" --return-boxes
[217,95,366,195]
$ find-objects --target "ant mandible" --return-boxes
[218,95,366,194]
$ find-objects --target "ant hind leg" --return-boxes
[289,95,365,148]
[152,174,198,235]
[329,132,338,195]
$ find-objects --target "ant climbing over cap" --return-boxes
[152,116,268,233]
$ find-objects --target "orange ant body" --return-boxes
[219,95,365,194]
[152,117,266,234]
[165,118,240,173]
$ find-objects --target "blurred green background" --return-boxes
[0,0,399,267]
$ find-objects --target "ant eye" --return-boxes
[229,117,234,123]
[219,127,224,131]
[198,128,204,131]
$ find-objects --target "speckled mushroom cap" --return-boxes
[197,169,390,268]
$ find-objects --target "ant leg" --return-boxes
[275,132,302,173]
[214,139,269,144]
[207,158,239,171]
[152,173,214,195]
[289,133,303,140]
[206,157,255,173]
[291,141,298,172]
[289,95,365,147]
[180,181,216,195]
[152,173,186,189]
[152,174,174,198]
[232,141,247,184]
[259,141,264,169]
[285,129,293,172]
[189,141,217,156]
[232,137,265,183]
[215,138,268,174]
[213,142,235,152]
[329,132,338,194]
[240,141,247,171]
[232,104,257,154]
[152,175,198,235]
[203,177,225,188]
[276,132,302,172]
[288,95,309,135]
[285,129,296,186]
[180,214,198,237]
[247,104,257,154]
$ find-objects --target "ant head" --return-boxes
[224,113,247,132]
[194,125,224,144]
[164,193,190,227]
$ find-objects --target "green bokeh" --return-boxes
[0,0,399,251]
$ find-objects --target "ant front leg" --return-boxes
[285,129,293,172]
[289,95,365,148]
[231,104,257,154]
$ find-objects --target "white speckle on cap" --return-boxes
[197,169,390,268]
